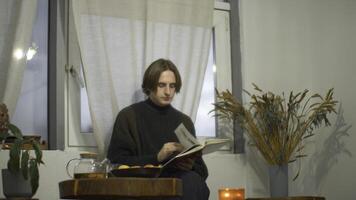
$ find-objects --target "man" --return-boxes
[107,58,209,200]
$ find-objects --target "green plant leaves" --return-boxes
[32,141,44,164]
[8,124,23,139]
[29,159,39,194]
[0,131,9,141]
[21,150,30,179]
[1,103,44,195]
[8,140,42,194]
[6,134,44,195]
[8,139,22,173]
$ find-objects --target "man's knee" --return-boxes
[160,170,209,200]
[179,171,210,200]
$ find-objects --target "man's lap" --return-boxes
[160,170,210,200]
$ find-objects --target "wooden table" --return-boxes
[246,197,325,200]
[59,177,182,199]
[0,199,38,200]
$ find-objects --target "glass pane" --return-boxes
[80,67,93,133]
[11,0,48,142]
[195,38,216,137]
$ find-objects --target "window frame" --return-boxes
[62,1,234,151]
[195,6,233,144]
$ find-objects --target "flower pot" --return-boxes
[1,169,34,198]
[268,164,288,197]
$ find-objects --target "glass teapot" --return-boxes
[66,152,111,179]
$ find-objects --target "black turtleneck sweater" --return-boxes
[107,99,208,179]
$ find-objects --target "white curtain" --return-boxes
[0,0,38,116]
[72,0,214,155]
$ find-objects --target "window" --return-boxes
[195,8,232,138]
[11,0,49,142]
[195,39,216,137]
[66,3,97,148]
[66,2,232,149]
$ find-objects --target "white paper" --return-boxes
[162,123,231,169]
[174,123,199,149]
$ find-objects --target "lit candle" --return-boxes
[219,188,245,200]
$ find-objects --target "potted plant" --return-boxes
[212,84,337,197]
[0,103,44,198]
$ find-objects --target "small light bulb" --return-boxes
[14,49,24,60]
[213,64,217,73]
[26,48,37,60]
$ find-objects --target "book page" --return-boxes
[176,144,204,158]
[174,123,230,155]
[202,138,230,154]
[174,123,199,149]
[162,144,202,168]
[162,124,231,169]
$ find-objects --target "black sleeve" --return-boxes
[182,116,209,180]
[107,107,159,166]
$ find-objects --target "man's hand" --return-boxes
[170,151,202,171]
[157,142,184,162]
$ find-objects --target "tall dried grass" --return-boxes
[213,84,337,168]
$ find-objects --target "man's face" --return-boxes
[149,70,177,107]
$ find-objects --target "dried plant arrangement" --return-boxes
[213,84,337,174]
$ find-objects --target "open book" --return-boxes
[162,123,230,168]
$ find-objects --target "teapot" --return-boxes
[66,152,111,179]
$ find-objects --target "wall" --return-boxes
[239,0,356,199]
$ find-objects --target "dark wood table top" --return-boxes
[59,177,182,199]
[0,199,38,200]
[246,197,325,200]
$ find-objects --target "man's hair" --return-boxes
[142,58,182,95]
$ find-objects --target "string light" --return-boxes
[13,43,38,61]
[13,49,25,60]
[26,43,38,60]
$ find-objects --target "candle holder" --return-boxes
[219,188,245,200]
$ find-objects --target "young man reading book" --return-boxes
[107,58,209,200]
